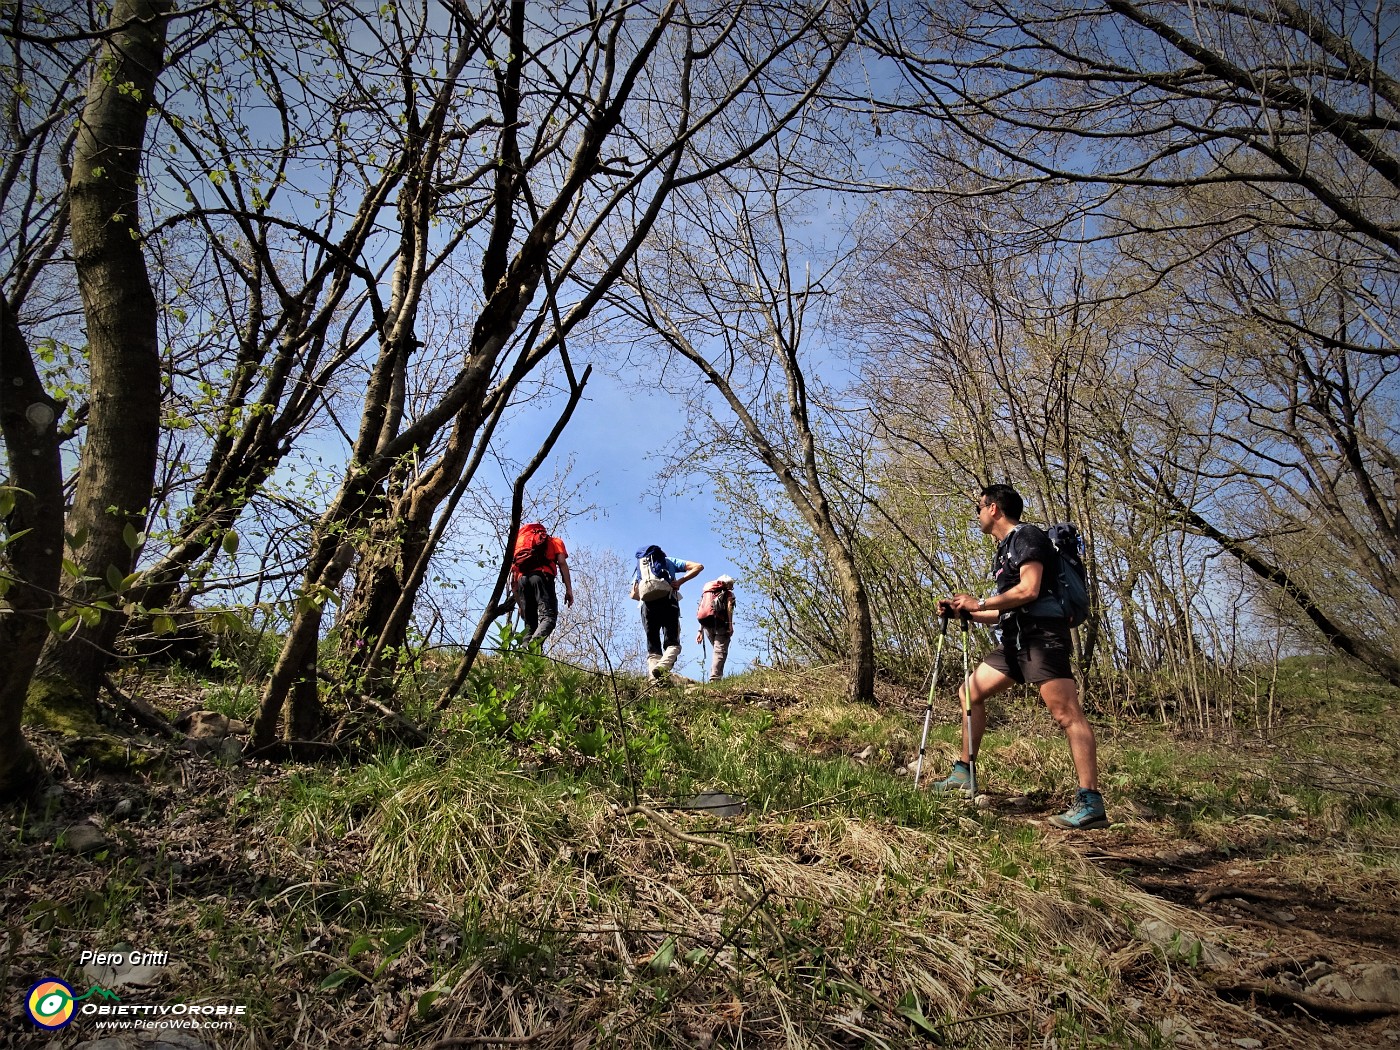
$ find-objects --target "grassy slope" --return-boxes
[2,655,1398,1048]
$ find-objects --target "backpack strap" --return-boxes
[1011,523,1067,619]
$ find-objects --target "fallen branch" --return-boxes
[1248,955,1333,979]
[1213,978,1400,1020]
[1197,885,1296,905]
[101,674,174,737]
[355,695,430,746]
[1212,896,1292,925]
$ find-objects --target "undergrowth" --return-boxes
[2,653,1397,1047]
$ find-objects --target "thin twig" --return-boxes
[595,633,637,807]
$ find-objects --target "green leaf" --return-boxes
[107,565,125,592]
[0,488,14,517]
[683,948,709,966]
[152,614,175,636]
[416,989,443,1018]
[61,558,82,579]
[318,968,357,991]
[122,523,142,550]
[382,926,417,955]
[46,610,66,634]
[222,529,239,555]
[347,935,374,959]
[895,990,943,1040]
[213,611,245,635]
[647,936,678,974]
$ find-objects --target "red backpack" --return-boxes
[512,523,551,575]
[696,579,733,631]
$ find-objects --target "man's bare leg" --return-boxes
[961,662,1015,766]
[1039,677,1098,790]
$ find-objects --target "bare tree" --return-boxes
[855,0,1399,683]
[249,0,860,748]
[868,0,1400,274]
[0,0,94,790]
[607,147,880,702]
[846,178,1130,665]
[1104,185,1400,683]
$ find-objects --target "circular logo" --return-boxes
[26,978,76,1029]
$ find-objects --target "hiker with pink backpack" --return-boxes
[695,576,737,681]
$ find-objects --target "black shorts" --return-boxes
[983,616,1074,685]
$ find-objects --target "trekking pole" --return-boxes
[960,611,977,798]
[913,612,951,789]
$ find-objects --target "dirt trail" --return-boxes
[986,791,1400,1048]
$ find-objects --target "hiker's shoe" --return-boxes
[651,665,668,680]
[1049,788,1109,830]
[930,760,972,794]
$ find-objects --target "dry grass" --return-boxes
[4,660,1398,1048]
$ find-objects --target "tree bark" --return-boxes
[0,297,63,796]
[36,0,173,702]
[822,525,878,703]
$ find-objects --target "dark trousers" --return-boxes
[520,572,558,643]
[641,597,680,659]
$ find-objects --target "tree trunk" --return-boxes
[249,534,355,750]
[821,527,877,703]
[36,0,173,703]
[0,298,64,796]
[335,509,428,696]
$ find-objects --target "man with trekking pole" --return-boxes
[930,483,1109,830]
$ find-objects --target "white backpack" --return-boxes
[635,546,675,601]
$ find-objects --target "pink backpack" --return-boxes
[695,579,733,631]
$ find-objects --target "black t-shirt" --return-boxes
[992,523,1058,616]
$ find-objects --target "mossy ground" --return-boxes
[23,675,166,776]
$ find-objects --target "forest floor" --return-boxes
[2,655,1398,1049]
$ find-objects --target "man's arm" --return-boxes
[944,561,1044,624]
[557,552,574,606]
[674,560,704,589]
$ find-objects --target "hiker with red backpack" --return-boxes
[932,483,1108,830]
[695,576,737,681]
[630,545,703,679]
[510,523,573,645]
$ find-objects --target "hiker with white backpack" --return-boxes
[695,576,737,681]
[932,483,1108,830]
[630,545,703,679]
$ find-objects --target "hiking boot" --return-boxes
[930,760,972,794]
[651,665,669,681]
[1049,788,1109,830]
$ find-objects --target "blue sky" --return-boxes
[528,367,765,677]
